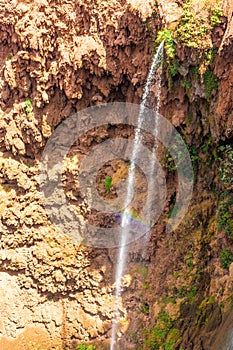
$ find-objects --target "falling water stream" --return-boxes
[110,41,164,350]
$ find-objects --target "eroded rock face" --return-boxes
[0,0,156,110]
[0,0,233,349]
[0,1,156,348]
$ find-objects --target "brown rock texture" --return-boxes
[0,0,233,349]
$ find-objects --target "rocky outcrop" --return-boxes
[0,0,233,349]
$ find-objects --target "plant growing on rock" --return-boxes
[76,345,95,350]
[141,302,150,315]
[210,6,223,26]
[204,48,217,67]
[175,0,223,53]
[218,145,233,187]
[165,328,181,350]
[203,69,218,100]
[156,29,176,58]
[176,0,208,48]
[217,192,233,238]
[104,176,112,193]
[220,249,233,269]
[142,312,180,349]
[23,97,33,119]
[156,29,180,90]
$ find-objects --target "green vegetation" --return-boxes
[141,302,150,315]
[195,296,216,326]
[134,264,150,290]
[201,134,213,154]
[165,329,181,350]
[203,69,218,100]
[186,252,194,269]
[204,48,217,67]
[176,0,208,48]
[161,138,197,178]
[155,29,180,91]
[218,145,233,187]
[142,312,181,349]
[175,285,198,304]
[104,176,112,193]
[180,79,192,90]
[166,58,180,91]
[164,282,198,305]
[220,249,233,269]
[155,1,222,92]
[162,150,176,173]
[198,296,215,311]
[162,294,177,305]
[76,345,95,350]
[218,193,233,238]
[168,60,179,79]
[143,312,177,349]
[176,0,222,48]
[156,29,175,58]
[210,6,223,26]
[23,97,33,119]
[7,53,13,60]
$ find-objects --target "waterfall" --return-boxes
[143,58,163,226]
[110,40,164,350]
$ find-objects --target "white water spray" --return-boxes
[110,41,164,350]
[143,60,164,225]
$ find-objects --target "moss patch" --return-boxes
[203,69,218,100]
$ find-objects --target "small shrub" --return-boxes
[7,53,13,60]
[220,249,233,269]
[186,252,194,269]
[189,146,199,163]
[23,98,33,118]
[168,60,179,77]
[204,48,217,67]
[76,345,95,350]
[104,177,112,193]
[162,150,176,173]
[24,97,32,107]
